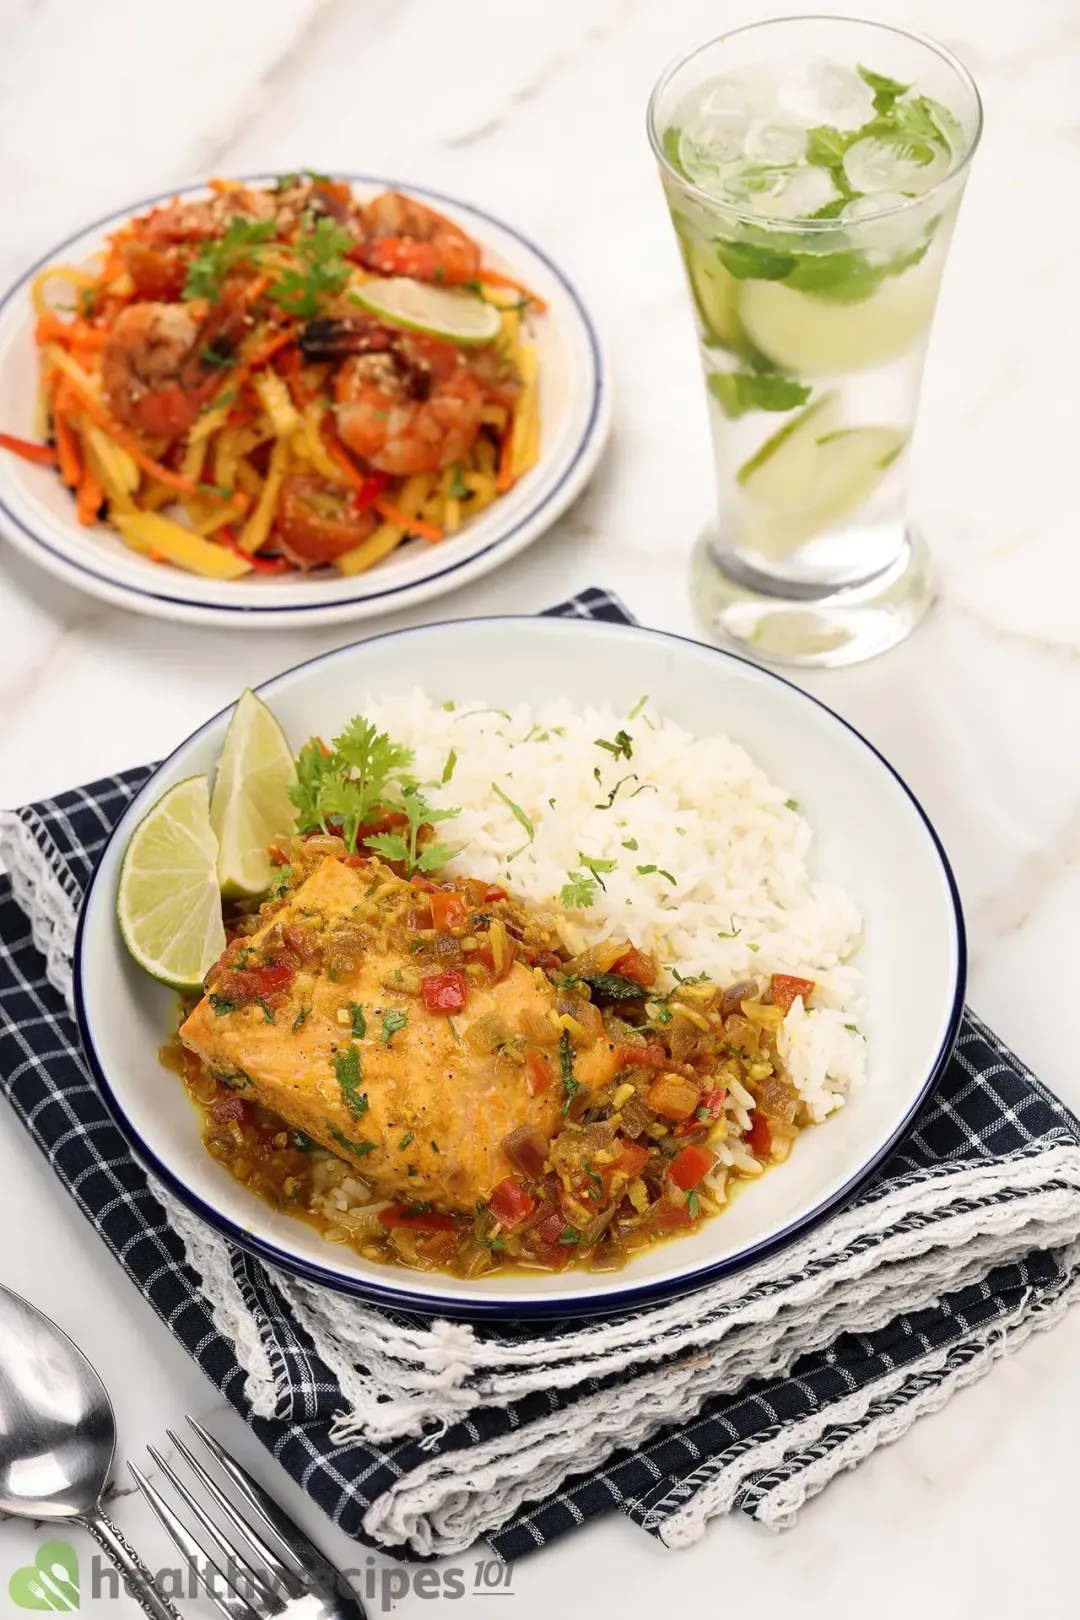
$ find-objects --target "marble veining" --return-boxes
[0,0,1077,1612]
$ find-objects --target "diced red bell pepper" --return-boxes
[652,1198,694,1230]
[218,959,295,1004]
[770,973,815,1014]
[484,886,509,902]
[525,1049,551,1097]
[613,945,657,987]
[378,1205,457,1232]
[488,1176,536,1229]
[421,970,468,1014]
[612,1041,667,1072]
[674,1085,726,1137]
[670,1145,718,1191]
[532,1205,569,1245]
[746,1111,772,1158]
[353,470,390,512]
[430,890,470,932]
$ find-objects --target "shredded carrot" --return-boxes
[75,463,104,525]
[243,328,294,372]
[374,496,443,543]
[477,269,548,313]
[243,274,273,309]
[322,429,367,491]
[55,363,247,510]
[53,388,82,489]
[495,425,516,493]
[276,344,309,409]
[0,433,58,468]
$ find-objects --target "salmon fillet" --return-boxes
[180,858,619,1212]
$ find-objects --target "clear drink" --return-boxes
[648,19,981,666]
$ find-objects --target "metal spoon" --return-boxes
[0,1284,183,1619]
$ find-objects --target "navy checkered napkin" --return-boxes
[2,588,1080,1562]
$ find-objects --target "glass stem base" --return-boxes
[689,526,935,668]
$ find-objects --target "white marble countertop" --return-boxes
[1,0,1078,1612]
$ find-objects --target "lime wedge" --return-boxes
[349,277,501,346]
[118,776,225,991]
[210,689,296,899]
[680,237,739,347]
[737,424,907,558]
[738,261,941,376]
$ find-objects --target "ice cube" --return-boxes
[744,119,807,166]
[843,134,950,196]
[841,194,925,254]
[755,165,839,219]
[778,59,876,132]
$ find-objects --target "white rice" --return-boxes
[363,691,867,1122]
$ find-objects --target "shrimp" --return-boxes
[276,474,378,566]
[300,316,484,476]
[101,301,244,439]
[358,191,481,285]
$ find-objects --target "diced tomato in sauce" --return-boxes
[609,1139,650,1181]
[645,1072,701,1122]
[488,1176,536,1229]
[670,1145,718,1190]
[652,1198,695,1230]
[746,1111,772,1158]
[674,1086,726,1137]
[484,887,509,902]
[525,1049,552,1097]
[612,1041,667,1072]
[531,1206,568,1246]
[421,970,468,1014]
[430,891,470,932]
[209,1095,252,1126]
[770,973,815,1014]
[217,959,295,1005]
[378,1205,457,1232]
[613,945,657,987]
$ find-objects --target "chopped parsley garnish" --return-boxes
[491,782,535,843]
[291,1006,310,1033]
[398,1130,413,1151]
[266,212,355,318]
[183,216,277,302]
[367,784,459,877]
[622,837,639,851]
[442,748,458,784]
[785,799,799,811]
[333,1045,367,1119]
[381,1009,408,1045]
[448,462,468,500]
[717,926,741,940]
[200,341,236,370]
[430,1140,441,1153]
[636,863,676,885]
[578,851,617,891]
[559,1227,584,1245]
[595,729,634,761]
[594,774,638,810]
[256,997,276,1024]
[628,695,649,719]
[209,994,235,1017]
[559,870,598,909]
[446,1017,460,1045]
[559,1029,579,1115]
[747,943,760,953]
[327,1126,375,1156]
[348,1003,366,1038]
[585,1167,604,1201]
[687,1191,700,1220]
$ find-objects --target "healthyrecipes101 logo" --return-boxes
[9,1540,80,1610]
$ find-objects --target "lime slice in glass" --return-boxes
[738,424,907,558]
[117,775,225,991]
[680,237,740,347]
[210,688,296,899]
[737,262,941,376]
[737,393,841,506]
[349,277,502,346]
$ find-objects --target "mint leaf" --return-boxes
[662,125,688,178]
[857,64,911,114]
[708,371,812,420]
[808,196,849,220]
[714,239,797,280]
[805,126,856,169]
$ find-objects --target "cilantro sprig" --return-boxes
[183,216,277,303]
[267,212,355,318]
[367,785,460,877]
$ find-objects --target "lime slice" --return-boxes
[210,688,296,899]
[737,260,941,376]
[737,424,907,558]
[349,277,501,346]
[118,776,226,991]
[737,393,841,505]
[680,237,739,347]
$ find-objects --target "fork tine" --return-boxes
[166,1430,303,1596]
[185,1418,339,1586]
[146,1446,282,1614]
[129,1464,261,1620]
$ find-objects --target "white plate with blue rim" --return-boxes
[74,615,966,1320]
[0,177,609,628]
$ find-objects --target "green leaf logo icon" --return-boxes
[9,1540,79,1609]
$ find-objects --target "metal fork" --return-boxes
[130,1418,367,1620]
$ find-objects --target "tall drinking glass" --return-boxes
[648,18,981,666]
